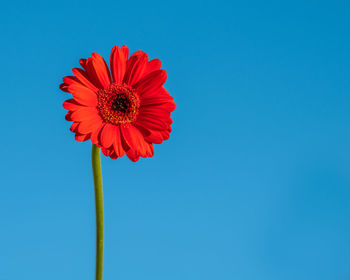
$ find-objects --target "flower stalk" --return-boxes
[91,144,104,280]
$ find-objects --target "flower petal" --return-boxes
[100,123,116,148]
[140,87,174,105]
[120,125,153,157]
[141,96,174,106]
[134,70,167,97]
[109,151,119,159]
[121,46,129,57]
[145,130,166,144]
[65,111,73,121]
[60,83,70,92]
[123,51,148,86]
[70,107,99,122]
[68,84,98,106]
[77,116,103,134]
[139,107,171,118]
[63,76,80,86]
[91,123,105,145]
[112,126,126,157]
[133,124,164,144]
[110,45,128,84]
[60,76,81,92]
[70,122,79,132]
[126,150,140,162]
[75,133,90,142]
[141,99,176,112]
[72,68,99,92]
[63,99,86,111]
[91,53,111,89]
[143,59,162,77]
[101,147,112,157]
[135,115,169,130]
[79,58,103,89]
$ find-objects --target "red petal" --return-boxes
[60,76,83,93]
[145,130,165,144]
[60,83,69,92]
[109,151,119,159]
[79,56,109,89]
[72,68,99,92]
[91,124,105,145]
[143,59,162,77]
[121,45,129,59]
[135,115,169,130]
[91,53,111,89]
[141,100,176,112]
[110,46,128,84]
[79,58,103,89]
[140,87,174,105]
[99,123,116,148]
[79,58,88,69]
[133,124,163,144]
[70,107,99,122]
[134,70,167,97]
[148,143,154,157]
[126,151,140,162]
[112,126,126,157]
[141,96,174,106]
[77,117,103,134]
[75,133,90,142]
[68,84,98,106]
[63,76,80,85]
[101,147,112,157]
[139,107,171,118]
[63,99,86,111]
[123,51,148,86]
[70,122,79,132]
[65,111,73,121]
[120,125,153,157]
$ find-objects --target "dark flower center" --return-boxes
[111,97,131,113]
[97,83,140,125]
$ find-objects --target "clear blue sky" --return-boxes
[1,0,350,279]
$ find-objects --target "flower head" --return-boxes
[60,46,176,161]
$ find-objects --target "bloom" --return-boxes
[60,46,176,161]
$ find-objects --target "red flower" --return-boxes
[60,46,176,161]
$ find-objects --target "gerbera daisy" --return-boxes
[60,45,176,161]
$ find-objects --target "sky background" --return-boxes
[1,0,350,279]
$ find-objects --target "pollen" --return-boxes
[97,83,140,125]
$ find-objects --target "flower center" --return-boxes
[111,97,130,113]
[97,83,140,125]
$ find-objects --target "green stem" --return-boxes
[91,144,104,280]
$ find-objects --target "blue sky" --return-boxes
[1,0,350,279]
